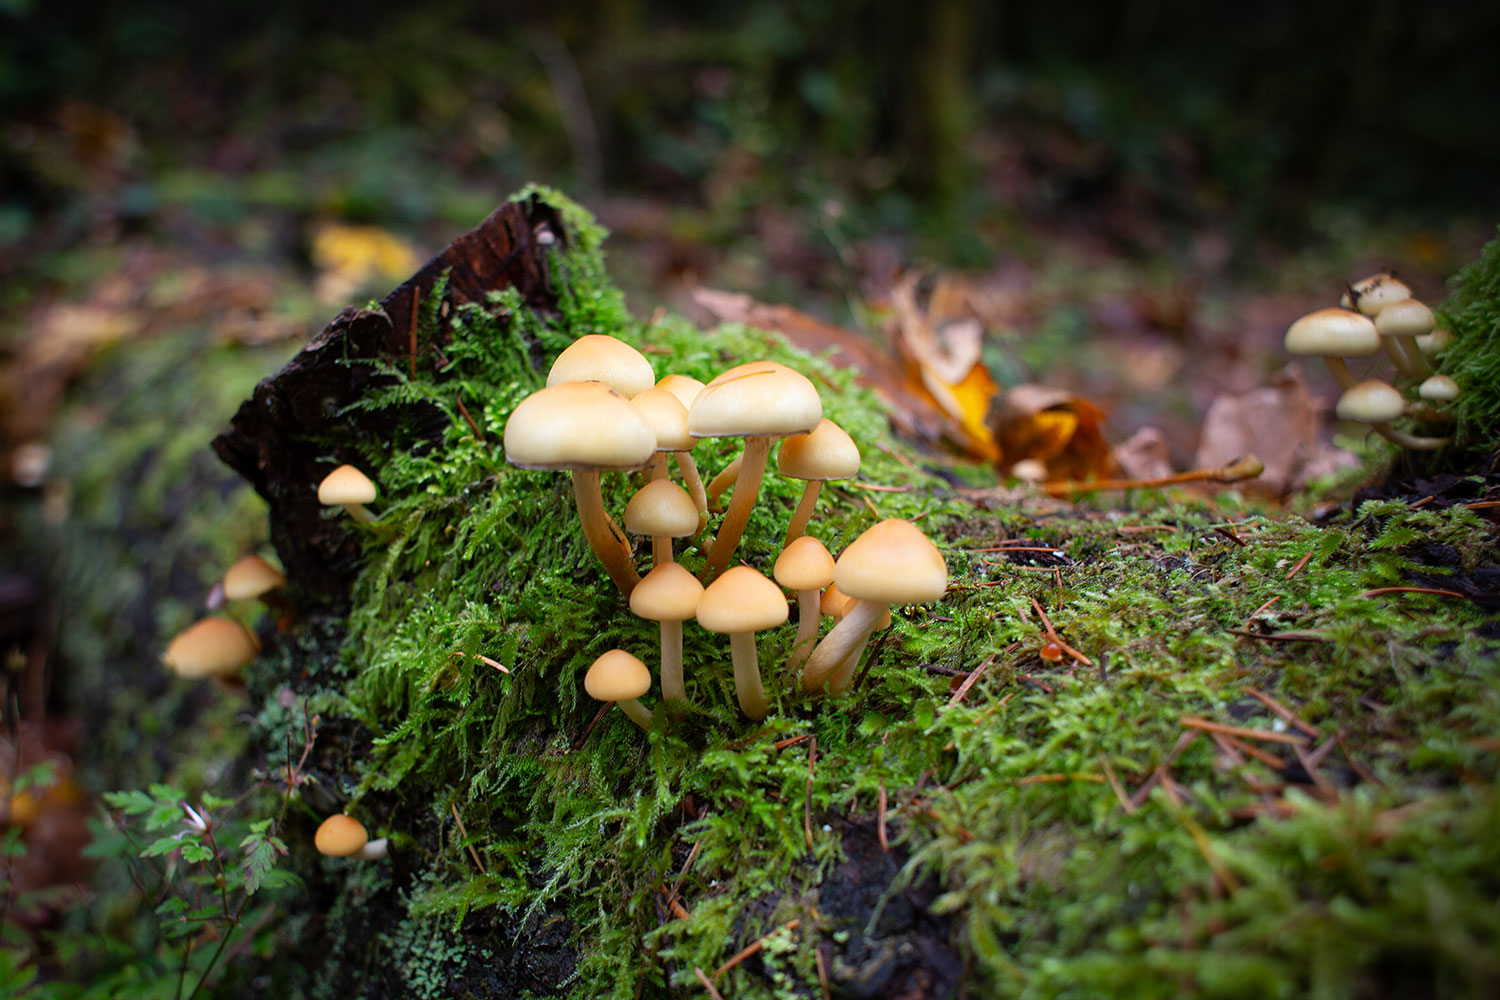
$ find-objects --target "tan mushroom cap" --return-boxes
[1341,273,1412,316]
[1374,299,1436,339]
[821,582,852,617]
[630,561,704,621]
[318,465,377,505]
[545,334,655,398]
[834,519,947,605]
[1336,379,1405,423]
[1417,328,1455,356]
[162,618,259,679]
[624,479,699,538]
[774,536,836,592]
[1284,309,1381,358]
[688,365,822,439]
[222,554,285,601]
[504,381,655,471]
[1418,374,1459,402]
[584,649,653,701]
[778,419,860,481]
[315,814,368,857]
[630,387,697,452]
[656,374,707,410]
[696,566,789,634]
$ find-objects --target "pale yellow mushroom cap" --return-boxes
[688,365,822,439]
[222,554,285,601]
[546,334,655,398]
[1341,273,1412,316]
[504,381,655,471]
[1336,379,1405,423]
[774,536,836,592]
[162,618,259,679]
[317,465,377,505]
[834,519,947,605]
[656,374,706,410]
[821,582,853,617]
[1374,299,1435,339]
[1284,309,1380,358]
[630,561,704,622]
[696,566,789,634]
[1416,328,1455,356]
[315,814,368,857]
[624,479,699,538]
[630,387,697,452]
[1418,374,1459,402]
[778,419,860,482]
[584,649,652,702]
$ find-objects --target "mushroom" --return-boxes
[222,554,285,603]
[773,536,835,673]
[1283,309,1381,391]
[314,814,388,860]
[777,418,860,545]
[802,519,946,696]
[1374,298,1435,380]
[1416,327,1455,357]
[1341,272,1412,316]
[504,381,656,596]
[162,618,259,680]
[1336,379,1448,451]
[624,479,699,568]
[629,561,704,706]
[318,465,378,524]
[1418,374,1459,403]
[546,334,656,399]
[689,362,822,583]
[584,649,654,731]
[653,375,711,529]
[813,581,892,687]
[696,566,788,720]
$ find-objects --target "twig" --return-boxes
[1212,526,1246,548]
[1243,687,1319,738]
[1101,759,1135,813]
[877,782,889,851]
[660,885,690,920]
[946,654,996,707]
[1045,454,1263,495]
[571,703,611,750]
[1285,550,1315,580]
[455,394,486,444]
[713,919,802,980]
[1030,597,1093,666]
[1360,586,1468,599]
[1131,730,1199,808]
[1014,772,1104,786]
[1180,716,1310,745]
[451,802,487,874]
[774,734,810,750]
[844,482,909,493]
[694,967,725,999]
[1213,731,1285,770]
[804,737,817,851]
[942,691,1016,751]
[1224,628,1329,643]
[815,945,832,1000]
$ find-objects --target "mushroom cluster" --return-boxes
[502,334,948,727]
[1285,273,1459,451]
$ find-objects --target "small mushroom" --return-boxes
[584,649,655,731]
[1336,379,1448,452]
[625,479,699,568]
[773,537,835,673]
[696,566,788,720]
[629,562,704,706]
[222,554,285,603]
[1374,298,1435,380]
[546,334,656,399]
[315,814,388,860]
[318,465,378,524]
[1284,309,1381,392]
[162,618,259,681]
[802,520,946,696]
[1341,272,1412,316]
[777,418,860,546]
[1418,374,1459,403]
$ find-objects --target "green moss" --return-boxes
[1437,224,1500,456]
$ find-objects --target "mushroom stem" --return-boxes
[1404,403,1454,424]
[344,502,377,524]
[802,600,883,693]
[650,453,670,481]
[617,697,654,731]
[652,534,671,567]
[786,588,821,673]
[706,452,743,511]
[702,436,772,583]
[827,634,874,695]
[571,470,641,597]
[675,452,708,534]
[660,619,686,704]
[730,631,769,720]
[784,482,823,546]
[1380,339,1425,381]
[1368,422,1449,451]
[1322,356,1358,392]
[355,838,389,860]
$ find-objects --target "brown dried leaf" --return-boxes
[1192,364,1352,493]
[988,384,1118,481]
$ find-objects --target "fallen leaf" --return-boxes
[312,223,422,304]
[1113,426,1176,481]
[988,384,1118,481]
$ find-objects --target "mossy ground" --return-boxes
[16,194,1500,998]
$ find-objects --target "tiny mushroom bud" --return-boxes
[1284,308,1380,392]
[629,561,704,706]
[696,566,788,720]
[318,465,378,524]
[315,814,388,860]
[630,387,705,527]
[774,536,835,673]
[624,478,699,568]
[222,554,285,603]
[1418,374,1459,403]
[777,418,861,546]
[802,519,946,696]
[546,334,656,399]
[162,618,259,680]
[584,649,655,731]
